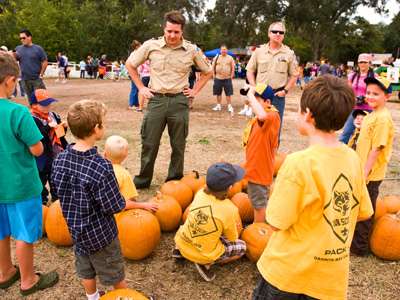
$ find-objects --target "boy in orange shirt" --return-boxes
[242,83,280,222]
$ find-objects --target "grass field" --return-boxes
[2,78,399,300]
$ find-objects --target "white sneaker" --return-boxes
[238,106,248,115]
[227,105,234,114]
[245,107,253,117]
[212,104,221,111]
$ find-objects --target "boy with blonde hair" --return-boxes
[104,135,158,212]
[242,83,280,222]
[51,100,138,300]
[0,54,59,296]
[351,77,394,256]
[253,75,373,299]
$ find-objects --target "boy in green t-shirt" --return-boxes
[253,75,373,300]
[0,54,59,296]
[351,76,394,256]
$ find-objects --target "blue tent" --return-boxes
[204,48,236,58]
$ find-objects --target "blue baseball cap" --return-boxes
[255,83,275,101]
[30,89,58,106]
[206,162,245,192]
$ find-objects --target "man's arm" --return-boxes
[231,59,235,79]
[126,61,154,99]
[246,71,256,86]
[184,70,213,98]
[40,60,48,77]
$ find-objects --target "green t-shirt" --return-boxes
[0,98,43,203]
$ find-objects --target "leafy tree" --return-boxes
[384,12,400,57]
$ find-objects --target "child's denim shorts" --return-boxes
[0,195,42,243]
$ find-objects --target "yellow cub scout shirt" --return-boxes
[246,43,299,88]
[258,145,373,300]
[112,164,138,200]
[175,189,239,264]
[356,107,394,181]
[213,54,234,79]
[127,37,211,94]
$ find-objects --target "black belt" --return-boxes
[153,92,183,97]
[273,86,285,93]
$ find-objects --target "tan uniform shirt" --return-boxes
[213,54,234,80]
[246,43,299,89]
[127,37,211,94]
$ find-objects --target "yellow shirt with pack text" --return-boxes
[258,145,373,300]
[112,164,138,200]
[174,189,240,265]
[356,107,394,181]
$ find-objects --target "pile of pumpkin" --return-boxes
[370,195,400,260]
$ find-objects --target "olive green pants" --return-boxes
[134,94,189,188]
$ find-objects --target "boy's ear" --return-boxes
[305,108,316,125]
[5,75,17,86]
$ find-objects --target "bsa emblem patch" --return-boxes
[188,205,218,238]
[323,174,359,244]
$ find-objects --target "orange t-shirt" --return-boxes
[244,105,280,185]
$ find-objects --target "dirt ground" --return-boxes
[2,78,399,300]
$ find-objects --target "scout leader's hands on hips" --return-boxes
[183,87,196,98]
[139,86,155,99]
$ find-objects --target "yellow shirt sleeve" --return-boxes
[372,120,391,149]
[114,165,139,200]
[266,159,303,230]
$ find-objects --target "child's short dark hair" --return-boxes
[300,75,354,131]
[67,100,106,139]
[19,29,32,37]
[164,10,185,29]
[0,54,19,83]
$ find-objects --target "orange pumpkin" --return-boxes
[375,197,387,220]
[150,192,182,232]
[241,178,248,192]
[231,192,254,223]
[241,223,273,262]
[181,170,206,194]
[116,209,161,260]
[42,205,48,235]
[182,204,191,223]
[370,212,400,260]
[100,288,149,300]
[45,200,73,246]
[160,180,193,210]
[375,195,400,220]
[273,152,287,176]
[227,181,242,199]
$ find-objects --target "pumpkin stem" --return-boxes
[192,170,200,179]
[156,191,162,199]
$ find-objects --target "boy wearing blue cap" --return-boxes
[30,89,68,204]
[174,162,246,282]
[242,83,280,222]
[0,54,59,296]
[351,76,394,256]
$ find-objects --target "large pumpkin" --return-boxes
[182,204,191,223]
[231,192,254,223]
[116,209,161,260]
[181,170,206,194]
[273,152,287,176]
[227,181,242,199]
[150,192,182,232]
[160,180,193,210]
[370,212,400,260]
[375,195,400,220]
[100,288,148,300]
[45,200,73,246]
[42,205,48,235]
[241,223,273,262]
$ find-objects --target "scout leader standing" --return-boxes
[246,21,298,140]
[211,44,235,113]
[126,10,213,189]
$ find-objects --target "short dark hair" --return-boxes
[130,40,141,51]
[0,54,19,83]
[164,10,185,29]
[300,75,354,132]
[19,29,32,37]
[67,100,106,139]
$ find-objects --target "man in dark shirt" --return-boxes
[15,29,48,104]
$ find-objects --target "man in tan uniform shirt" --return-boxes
[212,45,235,113]
[246,21,299,140]
[126,11,212,188]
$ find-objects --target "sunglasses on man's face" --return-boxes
[270,30,285,35]
[19,37,27,40]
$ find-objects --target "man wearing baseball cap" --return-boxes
[30,89,68,204]
[174,162,246,281]
[351,76,394,256]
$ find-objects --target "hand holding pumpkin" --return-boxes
[141,202,159,213]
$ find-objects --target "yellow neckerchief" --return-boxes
[242,104,278,149]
